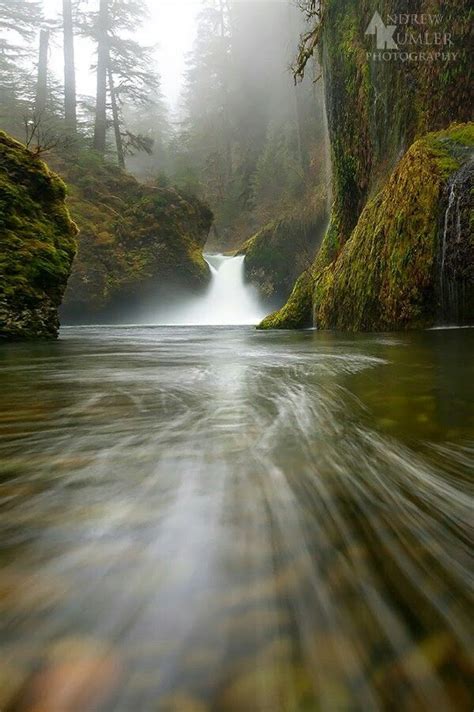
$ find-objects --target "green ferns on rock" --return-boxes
[0,132,77,339]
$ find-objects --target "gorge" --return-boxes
[0,1,472,711]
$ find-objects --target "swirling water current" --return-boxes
[0,326,472,711]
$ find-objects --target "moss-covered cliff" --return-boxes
[56,153,213,322]
[0,132,77,339]
[320,0,472,258]
[260,0,473,330]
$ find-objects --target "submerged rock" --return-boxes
[0,132,77,339]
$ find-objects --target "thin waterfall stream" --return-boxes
[438,157,474,325]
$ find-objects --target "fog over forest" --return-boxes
[1,0,329,252]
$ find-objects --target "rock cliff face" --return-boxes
[0,132,77,339]
[260,0,473,330]
[58,155,213,323]
[238,201,327,308]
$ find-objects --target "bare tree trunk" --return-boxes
[218,0,232,187]
[108,68,125,168]
[93,0,108,154]
[35,29,49,116]
[63,0,77,134]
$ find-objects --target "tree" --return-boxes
[173,0,327,248]
[107,33,160,165]
[122,86,171,178]
[62,0,77,134]
[293,0,324,82]
[93,0,108,153]
[84,0,162,164]
[0,0,42,134]
[0,0,42,39]
[182,1,234,204]
[108,67,124,166]
[35,28,49,116]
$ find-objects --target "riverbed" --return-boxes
[0,326,472,711]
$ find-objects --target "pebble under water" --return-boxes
[0,326,472,711]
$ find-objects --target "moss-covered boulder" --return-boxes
[313,124,474,330]
[237,195,327,308]
[56,153,213,322]
[0,132,77,339]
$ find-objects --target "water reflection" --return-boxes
[0,327,472,711]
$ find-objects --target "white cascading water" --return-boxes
[157,255,267,326]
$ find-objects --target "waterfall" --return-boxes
[440,181,456,304]
[438,157,473,324]
[154,255,266,326]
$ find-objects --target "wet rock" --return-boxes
[8,636,121,712]
[57,154,213,323]
[0,131,77,340]
[216,662,313,712]
[157,692,208,712]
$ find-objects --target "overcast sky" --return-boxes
[43,0,201,112]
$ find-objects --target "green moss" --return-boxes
[264,123,473,331]
[312,123,473,330]
[258,270,314,330]
[54,155,213,320]
[266,0,472,332]
[0,132,77,339]
[237,200,326,304]
[433,124,474,147]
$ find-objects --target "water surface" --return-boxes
[0,326,472,711]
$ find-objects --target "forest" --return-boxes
[1,0,331,331]
[0,1,473,711]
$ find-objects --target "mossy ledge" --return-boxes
[0,132,78,340]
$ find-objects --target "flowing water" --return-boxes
[150,255,267,326]
[438,158,474,325]
[0,326,473,711]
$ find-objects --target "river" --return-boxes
[0,325,472,711]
